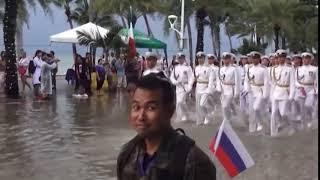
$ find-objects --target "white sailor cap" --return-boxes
[230,53,236,60]
[269,53,276,58]
[145,51,157,59]
[177,52,185,58]
[240,55,248,59]
[207,54,216,59]
[261,55,269,60]
[221,52,232,59]
[250,51,262,59]
[275,49,287,57]
[292,54,302,59]
[301,52,314,59]
[286,56,292,60]
[196,51,206,57]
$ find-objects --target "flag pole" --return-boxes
[213,119,226,156]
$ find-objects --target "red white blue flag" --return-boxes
[209,120,255,177]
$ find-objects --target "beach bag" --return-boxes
[28,60,36,74]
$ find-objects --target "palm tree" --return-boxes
[3,0,19,98]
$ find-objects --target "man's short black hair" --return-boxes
[134,72,175,107]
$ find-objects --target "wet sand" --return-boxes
[0,79,318,180]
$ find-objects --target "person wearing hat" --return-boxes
[206,54,220,120]
[261,55,270,67]
[194,51,211,125]
[292,54,302,68]
[142,52,161,76]
[285,56,292,67]
[170,52,195,122]
[243,51,269,133]
[292,52,318,129]
[238,55,250,114]
[270,49,295,136]
[216,52,240,123]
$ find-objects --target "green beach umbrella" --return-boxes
[118,28,167,49]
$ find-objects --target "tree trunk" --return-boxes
[274,25,280,51]
[214,25,221,58]
[143,14,153,52]
[3,0,19,98]
[187,20,193,67]
[65,4,77,63]
[209,24,217,56]
[195,8,206,54]
[281,36,286,49]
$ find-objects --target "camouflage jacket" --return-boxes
[117,129,216,180]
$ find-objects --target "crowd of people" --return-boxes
[136,50,318,137]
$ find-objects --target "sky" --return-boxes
[0,4,242,60]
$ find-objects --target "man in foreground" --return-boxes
[117,73,216,180]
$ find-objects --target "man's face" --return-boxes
[278,56,286,64]
[248,57,253,64]
[198,57,205,65]
[241,58,248,65]
[262,58,269,66]
[223,57,231,65]
[302,57,311,65]
[178,57,185,64]
[208,58,214,65]
[293,58,302,66]
[130,88,171,138]
[146,58,157,68]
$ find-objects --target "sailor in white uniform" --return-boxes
[194,52,211,125]
[170,52,195,122]
[206,54,220,122]
[293,52,318,129]
[243,52,269,132]
[216,52,240,123]
[270,49,295,136]
[239,55,250,114]
[142,52,161,76]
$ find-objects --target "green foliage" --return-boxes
[235,38,268,55]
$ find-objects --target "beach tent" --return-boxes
[49,22,109,43]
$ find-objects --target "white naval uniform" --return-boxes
[194,64,211,125]
[239,64,250,114]
[142,66,161,76]
[170,64,195,122]
[293,64,318,128]
[206,65,220,119]
[216,65,240,122]
[244,64,269,132]
[270,64,295,136]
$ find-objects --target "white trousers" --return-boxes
[221,95,235,122]
[248,96,264,132]
[176,91,188,122]
[195,93,211,124]
[270,99,290,136]
[293,94,316,124]
[240,92,250,114]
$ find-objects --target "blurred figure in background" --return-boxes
[96,59,106,96]
[18,51,31,92]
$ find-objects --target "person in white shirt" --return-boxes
[216,52,240,123]
[243,52,269,133]
[170,52,195,122]
[40,53,59,100]
[142,52,161,76]
[239,55,250,114]
[194,51,211,125]
[293,52,318,129]
[270,49,295,136]
[18,51,31,92]
[32,50,44,98]
[206,54,220,121]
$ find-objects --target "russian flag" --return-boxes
[209,120,255,177]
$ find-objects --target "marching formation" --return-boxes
[143,50,318,137]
